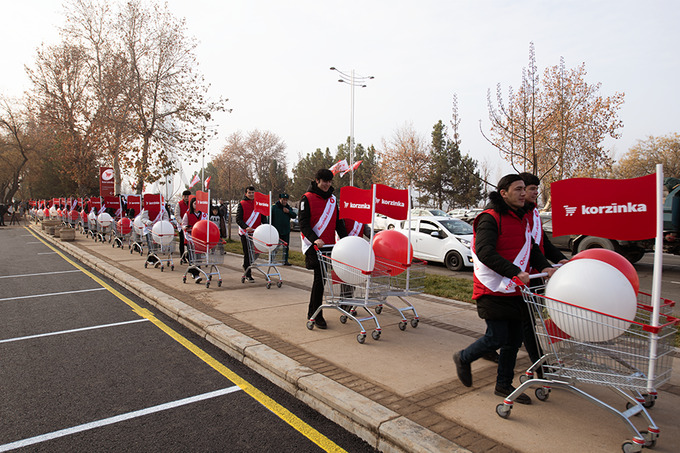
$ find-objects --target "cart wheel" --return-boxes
[171,265,174,271]
[241,277,245,284]
[519,373,531,384]
[112,242,115,248]
[306,321,315,330]
[130,248,133,254]
[398,321,407,331]
[371,330,381,340]
[182,276,186,283]
[160,266,164,272]
[144,263,148,268]
[357,334,366,344]
[410,318,419,328]
[350,309,357,317]
[340,315,348,324]
[266,282,272,289]
[621,441,643,453]
[277,281,282,288]
[640,431,657,448]
[375,305,383,315]
[496,403,511,419]
[206,281,210,288]
[642,395,656,408]
[535,387,550,401]
[218,280,222,287]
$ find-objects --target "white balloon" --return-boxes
[37,209,44,218]
[152,220,175,245]
[49,206,58,218]
[545,259,637,342]
[88,211,97,223]
[133,214,144,233]
[252,224,279,252]
[97,212,113,227]
[331,236,376,285]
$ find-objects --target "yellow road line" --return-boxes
[25,227,347,453]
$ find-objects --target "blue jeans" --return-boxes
[460,318,524,387]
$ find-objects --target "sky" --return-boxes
[1,0,679,188]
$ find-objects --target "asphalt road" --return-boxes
[0,226,376,452]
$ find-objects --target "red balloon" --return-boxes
[117,217,132,235]
[372,230,414,276]
[571,248,640,295]
[70,210,79,221]
[191,219,220,252]
[44,208,50,218]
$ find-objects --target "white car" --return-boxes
[373,213,400,230]
[411,208,449,218]
[399,216,473,271]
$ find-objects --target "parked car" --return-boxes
[461,208,483,224]
[398,216,473,271]
[411,208,449,218]
[289,207,299,231]
[447,208,468,219]
[373,213,400,230]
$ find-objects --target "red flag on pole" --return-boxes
[196,191,210,219]
[339,186,373,224]
[551,174,656,240]
[143,193,162,221]
[188,174,200,189]
[375,184,409,220]
[254,192,270,216]
[204,176,211,191]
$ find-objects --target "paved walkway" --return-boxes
[25,223,680,453]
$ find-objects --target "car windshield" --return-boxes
[429,209,448,217]
[440,219,473,235]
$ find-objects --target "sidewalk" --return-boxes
[28,224,680,453]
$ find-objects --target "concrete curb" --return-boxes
[30,225,469,453]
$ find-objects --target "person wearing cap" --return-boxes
[453,174,556,404]
[271,192,297,266]
[175,190,192,263]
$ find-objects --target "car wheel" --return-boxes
[387,224,395,230]
[445,251,464,271]
[576,236,619,254]
[623,247,645,264]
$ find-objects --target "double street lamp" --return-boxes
[330,67,374,186]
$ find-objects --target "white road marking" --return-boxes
[37,252,57,255]
[0,270,80,280]
[0,288,106,302]
[0,319,150,344]
[0,387,242,451]
[24,241,43,244]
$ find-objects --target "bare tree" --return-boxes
[377,122,429,189]
[0,98,33,203]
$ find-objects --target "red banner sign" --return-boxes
[339,186,373,224]
[254,192,270,216]
[127,195,141,216]
[375,184,409,220]
[90,197,102,213]
[103,196,121,217]
[551,174,656,240]
[195,191,210,219]
[100,167,115,197]
[143,193,162,222]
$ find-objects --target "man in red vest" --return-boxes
[299,169,348,329]
[175,190,192,263]
[453,174,555,404]
[236,185,265,282]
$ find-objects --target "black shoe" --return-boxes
[453,351,472,387]
[283,262,292,266]
[494,385,531,405]
[314,317,327,329]
[194,276,203,284]
[246,277,255,283]
[482,350,500,363]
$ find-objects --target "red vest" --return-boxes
[178,199,190,219]
[472,208,530,299]
[303,191,337,245]
[239,198,262,235]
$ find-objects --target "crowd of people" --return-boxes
[14,167,563,402]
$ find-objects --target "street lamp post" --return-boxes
[330,67,374,186]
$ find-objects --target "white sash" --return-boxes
[530,208,542,245]
[239,208,259,236]
[301,195,336,254]
[348,221,363,237]
[472,223,532,294]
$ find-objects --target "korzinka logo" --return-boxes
[377,198,405,207]
[565,202,648,216]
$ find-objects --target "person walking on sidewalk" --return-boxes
[181,197,205,283]
[175,190,192,264]
[299,169,347,329]
[453,174,555,404]
[236,185,266,282]
[271,193,296,266]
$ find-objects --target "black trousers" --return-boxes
[280,232,290,263]
[241,234,252,277]
[178,229,185,258]
[305,248,326,320]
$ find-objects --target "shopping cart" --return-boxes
[241,233,286,289]
[94,218,113,243]
[86,214,97,240]
[182,235,224,288]
[130,225,145,255]
[495,278,679,452]
[144,235,175,271]
[307,246,390,344]
[111,219,132,249]
[367,256,424,330]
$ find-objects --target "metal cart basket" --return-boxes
[496,280,679,452]
[369,256,424,330]
[241,233,286,289]
[182,235,224,288]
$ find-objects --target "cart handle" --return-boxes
[511,273,549,287]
